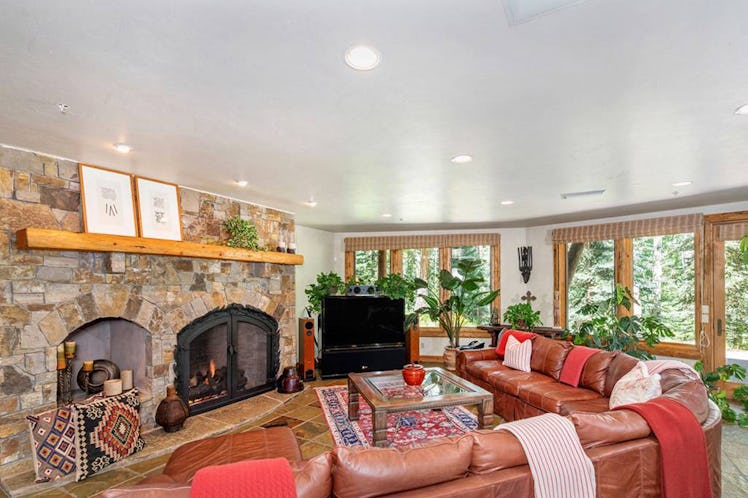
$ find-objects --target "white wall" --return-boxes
[295,225,336,319]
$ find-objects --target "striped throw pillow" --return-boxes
[503,334,532,372]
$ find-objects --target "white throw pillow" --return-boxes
[503,335,532,372]
[609,361,662,409]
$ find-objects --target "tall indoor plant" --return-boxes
[407,258,499,369]
[567,284,673,360]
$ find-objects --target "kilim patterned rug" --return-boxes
[315,386,477,448]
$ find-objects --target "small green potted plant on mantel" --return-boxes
[222,216,265,251]
[503,302,543,330]
[406,258,500,370]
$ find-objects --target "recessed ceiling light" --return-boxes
[382,213,392,218]
[304,197,318,208]
[235,180,249,187]
[672,181,692,187]
[113,143,132,153]
[500,200,514,205]
[734,104,748,115]
[450,155,473,164]
[57,103,70,114]
[561,189,606,199]
[344,45,381,71]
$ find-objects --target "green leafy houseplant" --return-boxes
[568,284,674,360]
[694,361,748,426]
[503,302,542,330]
[407,258,499,349]
[304,272,346,316]
[375,273,419,305]
[222,216,264,250]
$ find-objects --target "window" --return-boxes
[451,245,492,326]
[725,240,748,355]
[403,248,440,324]
[566,240,615,327]
[633,234,695,343]
[354,250,379,284]
[353,250,389,283]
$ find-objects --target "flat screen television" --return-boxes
[321,296,405,350]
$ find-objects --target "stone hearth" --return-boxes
[0,147,297,478]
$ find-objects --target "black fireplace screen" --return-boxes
[175,304,280,415]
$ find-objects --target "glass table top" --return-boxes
[364,368,469,400]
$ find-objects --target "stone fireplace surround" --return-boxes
[0,147,297,474]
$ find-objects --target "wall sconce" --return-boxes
[518,246,532,283]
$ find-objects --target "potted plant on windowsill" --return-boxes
[503,302,542,330]
[407,258,499,370]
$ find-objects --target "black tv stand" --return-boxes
[320,344,406,378]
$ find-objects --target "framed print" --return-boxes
[135,176,183,241]
[79,164,138,237]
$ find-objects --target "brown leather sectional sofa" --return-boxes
[101,336,721,497]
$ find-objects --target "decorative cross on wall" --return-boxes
[521,291,536,303]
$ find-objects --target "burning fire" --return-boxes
[209,359,216,378]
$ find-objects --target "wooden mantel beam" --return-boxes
[16,228,304,266]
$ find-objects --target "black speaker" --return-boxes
[320,345,406,378]
[298,318,316,381]
[346,284,379,296]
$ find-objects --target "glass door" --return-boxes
[705,213,748,379]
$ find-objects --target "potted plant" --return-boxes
[694,361,748,426]
[375,273,419,304]
[222,216,264,250]
[304,272,346,317]
[503,302,542,330]
[566,284,673,360]
[407,258,499,370]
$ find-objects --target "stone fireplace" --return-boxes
[0,147,298,474]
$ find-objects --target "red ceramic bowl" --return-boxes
[402,364,425,386]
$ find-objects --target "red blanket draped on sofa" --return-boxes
[190,457,297,498]
[615,397,712,498]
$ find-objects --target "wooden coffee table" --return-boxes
[347,367,494,448]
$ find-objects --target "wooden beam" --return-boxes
[614,238,634,317]
[390,249,403,275]
[344,251,354,281]
[490,244,501,319]
[377,250,388,279]
[16,228,304,265]
[553,243,567,328]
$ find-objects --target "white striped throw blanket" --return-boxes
[498,413,596,498]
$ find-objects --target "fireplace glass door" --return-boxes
[187,323,230,407]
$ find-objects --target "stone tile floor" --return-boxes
[3,375,748,497]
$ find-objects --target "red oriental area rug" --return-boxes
[315,386,477,448]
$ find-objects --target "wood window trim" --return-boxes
[554,232,701,355]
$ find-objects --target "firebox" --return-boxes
[175,304,280,415]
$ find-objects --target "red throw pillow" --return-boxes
[496,329,535,356]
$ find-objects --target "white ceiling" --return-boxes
[1,0,748,231]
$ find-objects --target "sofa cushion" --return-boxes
[332,435,473,498]
[580,351,617,395]
[558,397,612,416]
[502,335,532,372]
[291,452,332,498]
[530,336,573,380]
[496,329,535,356]
[487,369,555,397]
[465,360,506,383]
[516,381,601,414]
[469,430,528,474]
[570,410,652,449]
[604,353,639,397]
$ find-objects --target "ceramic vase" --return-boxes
[155,385,189,433]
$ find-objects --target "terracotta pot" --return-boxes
[443,347,459,371]
[402,364,425,386]
[155,385,189,433]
